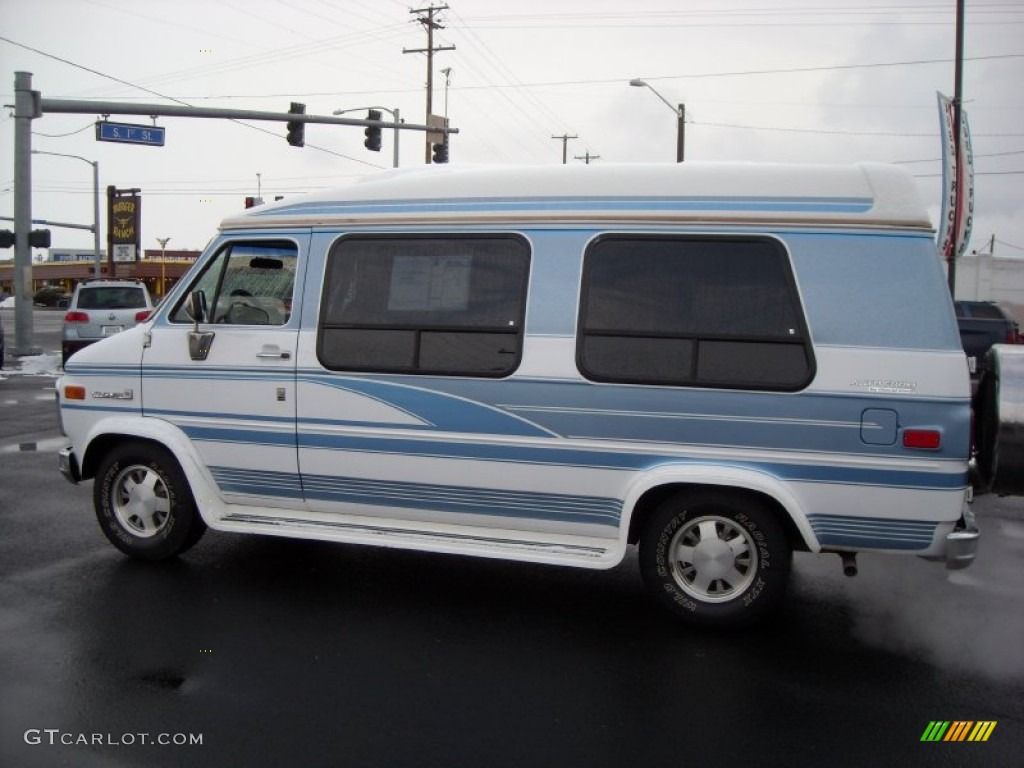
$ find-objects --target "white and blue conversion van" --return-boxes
[57,162,1024,626]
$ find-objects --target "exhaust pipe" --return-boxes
[839,552,858,577]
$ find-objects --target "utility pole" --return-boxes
[948,0,966,296]
[575,152,600,165]
[551,134,577,165]
[404,5,455,164]
[13,71,40,356]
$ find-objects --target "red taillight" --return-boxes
[1007,329,1018,344]
[135,310,151,322]
[64,311,89,323]
[903,429,942,450]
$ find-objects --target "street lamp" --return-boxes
[441,68,452,119]
[332,106,401,168]
[629,79,685,163]
[157,237,171,297]
[31,150,102,271]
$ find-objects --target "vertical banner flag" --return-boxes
[956,108,974,259]
[936,92,975,261]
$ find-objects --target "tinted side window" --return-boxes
[170,241,297,326]
[319,235,530,376]
[578,236,813,390]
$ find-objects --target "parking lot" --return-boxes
[2,306,1023,767]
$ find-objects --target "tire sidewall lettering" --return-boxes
[92,442,204,560]
[639,491,793,627]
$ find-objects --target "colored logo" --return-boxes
[921,721,996,742]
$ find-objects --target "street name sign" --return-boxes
[95,121,166,147]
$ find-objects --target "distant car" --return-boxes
[62,279,153,365]
[954,300,1021,378]
[33,285,71,307]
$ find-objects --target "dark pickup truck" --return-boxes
[954,300,1021,376]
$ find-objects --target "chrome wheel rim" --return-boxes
[668,515,758,602]
[111,464,171,538]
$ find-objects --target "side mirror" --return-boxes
[188,290,208,329]
[187,290,215,361]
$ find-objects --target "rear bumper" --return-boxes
[58,446,81,485]
[944,504,979,570]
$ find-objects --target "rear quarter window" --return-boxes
[577,235,814,390]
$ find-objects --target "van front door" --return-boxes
[142,237,304,509]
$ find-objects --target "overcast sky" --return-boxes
[1,0,1022,259]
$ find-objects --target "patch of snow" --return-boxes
[8,353,62,377]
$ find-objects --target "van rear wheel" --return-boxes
[639,490,791,627]
[94,442,206,560]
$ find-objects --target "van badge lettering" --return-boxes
[850,379,917,394]
[90,389,134,400]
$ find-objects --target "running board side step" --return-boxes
[218,512,618,567]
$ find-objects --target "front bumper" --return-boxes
[58,446,81,485]
[944,504,979,570]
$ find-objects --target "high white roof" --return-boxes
[221,161,933,232]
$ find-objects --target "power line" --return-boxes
[32,122,95,138]
[895,150,1024,164]
[30,54,1021,102]
[995,238,1024,253]
[75,52,1021,101]
[914,170,1024,177]
[449,7,581,163]
[0,35,386,168]
[692,119,1024,138]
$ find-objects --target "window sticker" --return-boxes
[388,254,472,312]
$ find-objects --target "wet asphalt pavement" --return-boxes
[2,314,1023,767]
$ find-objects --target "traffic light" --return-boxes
[432,139,449,164]
[29,229,51,248]
[286,102,306,147]
[0,230,13,248]
[364,110,382,152]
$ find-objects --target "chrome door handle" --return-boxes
[257,349,291,360]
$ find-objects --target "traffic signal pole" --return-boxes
[38,98,451,136]
[8,71,457,355]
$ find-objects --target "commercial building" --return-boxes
[0,247,200,300]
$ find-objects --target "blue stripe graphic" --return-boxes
[808,513,937,550]
[252,194,873,219]
[186,424,964,491]
[210,467,621,527]
[211,467,304,498]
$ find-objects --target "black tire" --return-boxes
[973,347,1024,496]
[94,441,206,560]
[639,489,792,627]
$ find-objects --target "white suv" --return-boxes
[62,279,153,365]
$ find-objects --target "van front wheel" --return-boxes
[639,490,791,627]
[94,442,206,560]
